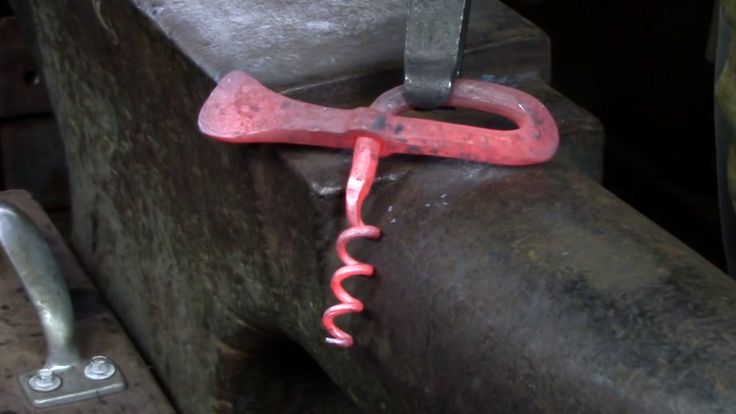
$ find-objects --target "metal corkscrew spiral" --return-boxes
[199,71,559,349]
[322,136,382,347]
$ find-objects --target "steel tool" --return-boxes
[404,0,472,109]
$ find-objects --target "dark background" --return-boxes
[506,0,724,268]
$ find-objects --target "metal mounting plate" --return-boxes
[19,365,126,408]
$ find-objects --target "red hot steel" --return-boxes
[199,71,559,347]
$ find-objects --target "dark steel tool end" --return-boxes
[404,0,472,109]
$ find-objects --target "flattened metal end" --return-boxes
[198,70,277,140]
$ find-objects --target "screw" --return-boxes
[28,368,61,392]
[83,355,116,380]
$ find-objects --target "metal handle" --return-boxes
[0,201,126,408]
[0,202,80,370]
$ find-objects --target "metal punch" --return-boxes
[404,0,472,109]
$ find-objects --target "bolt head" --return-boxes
[28,368,61,392]
[84,355,116,380]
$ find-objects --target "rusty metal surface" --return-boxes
[131,0,548,89]
[0,190,174,413]
[343,162,736,412]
